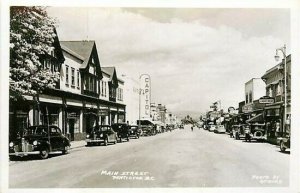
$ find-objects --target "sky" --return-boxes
[47,7,290,114]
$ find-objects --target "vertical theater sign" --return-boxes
[140,74,151,119]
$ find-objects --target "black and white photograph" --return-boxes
[1,0,300,193]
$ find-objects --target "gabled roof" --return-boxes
[102,67,116,80]
[102,67,114,77]
[102,67,119,87]
[60,41,95,69]
[53,28,65,64]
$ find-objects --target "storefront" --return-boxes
[66,108,81,141]
[264,103,283,144]
[39,103,61,127]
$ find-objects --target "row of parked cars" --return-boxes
[203,123,290,152]
[9,122,177,160]
[205,123,226,134]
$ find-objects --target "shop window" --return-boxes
[275,109,280,116]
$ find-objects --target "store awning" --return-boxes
[137,119,155,126]
[246,113,264,123]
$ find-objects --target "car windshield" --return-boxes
[100,126,110,131]
[130,126,138,129]
[25,126,48,135]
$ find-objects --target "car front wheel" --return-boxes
[104,138,108,146]
[40,147,49,159]
[280,141,286,152]
[62,146,70,154]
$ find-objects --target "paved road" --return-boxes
[9,125,289,188]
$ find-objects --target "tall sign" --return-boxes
[140,74,151,119]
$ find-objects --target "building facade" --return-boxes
[261,54,291,142]
[9,40,126,141]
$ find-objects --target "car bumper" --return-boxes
[86,139,105,143]
[9,151,40,156]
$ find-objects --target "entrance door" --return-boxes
[69,119,75,141]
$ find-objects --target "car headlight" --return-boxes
[86,134,90,138]
[33,140,38,146]
[100,134,103,137]
[9,142,14,147]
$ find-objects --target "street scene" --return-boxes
[7,6,292,189]
[10,125,289,188]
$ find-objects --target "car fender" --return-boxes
[37,140,51,151]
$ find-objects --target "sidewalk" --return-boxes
[70,140,86,150]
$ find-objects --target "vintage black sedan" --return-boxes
[9,125,70,159]
[86,125,117,146]
[111,123,130,142]
[128,125,141,139]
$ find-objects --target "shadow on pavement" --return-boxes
[277,150,290,155]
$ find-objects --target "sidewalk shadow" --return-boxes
[276,150,290,154]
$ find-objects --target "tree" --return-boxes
[10,6,59,101]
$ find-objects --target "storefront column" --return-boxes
[80,110,83,133]
[58,107,63,129]
[28,105,34,126]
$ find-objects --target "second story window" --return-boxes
[77,70,80,89]
[89,77,94,91]
[104,82,107,97]
[249,91,252,103]
[276,82,282,96]
[65,65,69,86]
[100,81,103,96]
[71,68,75,87]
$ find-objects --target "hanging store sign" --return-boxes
[242,105,253,113]
[259,96,274,104]
[140,74,151,119]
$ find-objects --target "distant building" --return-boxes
[150,103,159,121]
[122,75,139,125]
[157,104,167,125]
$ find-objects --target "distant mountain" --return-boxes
[171,110,205,121]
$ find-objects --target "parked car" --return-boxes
[140,125,156,136]
[128,125,141,139]
[245,124,267,142]
[9,125,70,159]
[165,125,173,132]
[209,125,216,132]
[278,136,290,152]
[232,124,247,140]
[214,125,226,133]
[111,123,130,142]
[179,124,184,129]
[86,125,117,146]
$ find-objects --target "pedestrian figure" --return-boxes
[191,126,193,132]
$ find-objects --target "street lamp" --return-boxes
[274,44,287,136]
[138,74,151,130]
